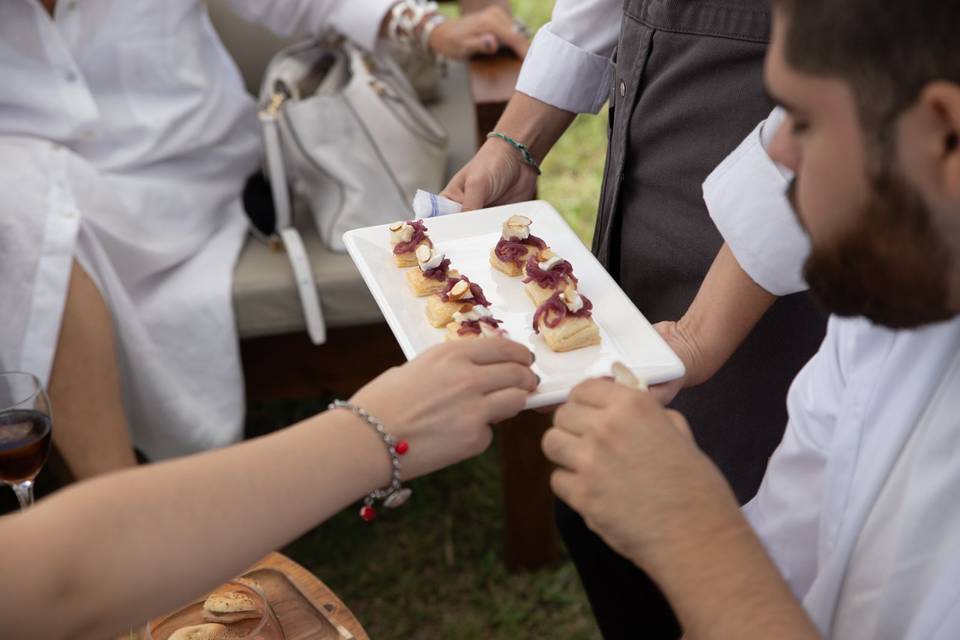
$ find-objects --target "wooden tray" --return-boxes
[136,554,367,640]
[243,554,368,640]
[240,570,342,639]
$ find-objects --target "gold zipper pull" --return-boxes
[260,92,286,119]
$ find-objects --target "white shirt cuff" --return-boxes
[327,0,397,51]
[703,112,811,296]
[516,25,614,114]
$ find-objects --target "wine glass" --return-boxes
[0,372,53,509]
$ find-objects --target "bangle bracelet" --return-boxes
[419,13,446,53]
[487,131,542,175]
[329,400,411,521]
[387,0,439,48]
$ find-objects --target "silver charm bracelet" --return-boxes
[328,399,412,521]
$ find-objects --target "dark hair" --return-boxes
[774,0,960,132]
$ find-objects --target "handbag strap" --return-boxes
[259,97,294,229]
[258,97,327,345]
[279,227,326,345]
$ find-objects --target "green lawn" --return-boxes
[266,3,609,638]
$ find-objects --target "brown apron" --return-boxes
[559,1,828,637]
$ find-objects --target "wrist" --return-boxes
[330,400,414,520]
[384,0,440,52]
[418,12,445,53]
[671,313,714,387]
[493,92,575,161]
[487,132,541,175]
[639,492,749,581]
[324,409,395,490]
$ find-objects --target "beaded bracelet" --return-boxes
[329,400,411,521]
[487,131,542,175]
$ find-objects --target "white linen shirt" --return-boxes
[0,0,393,460]
[709,105,960,637]
[744,316,960,638]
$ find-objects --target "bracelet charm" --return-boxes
[329,399,412,521]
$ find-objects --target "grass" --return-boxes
[262,4,610,638]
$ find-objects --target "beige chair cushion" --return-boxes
[207,5,478,338]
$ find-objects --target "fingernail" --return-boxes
[534,374,541,387]
[529,350,536,364]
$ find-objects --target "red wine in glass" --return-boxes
[0,409,53,484]
[0,372,53,510]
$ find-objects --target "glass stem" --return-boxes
[12,480,34,510]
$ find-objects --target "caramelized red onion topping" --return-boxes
[422,258,451,281]
[494,234,547,267]
[532,290,594,333]
[522,255,579,289]
[439,277,490,306]
[458,316,503,336]
[393,219,432,255]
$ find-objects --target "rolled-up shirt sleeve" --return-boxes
[515,0,621,114]
[703,107,812,296]
[225,0,396,51]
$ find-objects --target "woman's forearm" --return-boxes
[492,91,576,161]
[3,410,386,640]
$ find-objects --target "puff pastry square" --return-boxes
[490,248,537,277]
[406,268,457,297]
[426,296,468,328]
[539,316,601,352]
[394,242,430,267]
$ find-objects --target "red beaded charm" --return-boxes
[359,505,377,522]
[395,440,410,455]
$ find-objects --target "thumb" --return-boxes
[460,33,499,57]
[440,172,466,205]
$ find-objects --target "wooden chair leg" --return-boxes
[498,409,560,570]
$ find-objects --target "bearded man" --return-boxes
[542,0,960,636]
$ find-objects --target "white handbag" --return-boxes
[256,34,449,344]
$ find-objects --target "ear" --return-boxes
[915,82,960,200]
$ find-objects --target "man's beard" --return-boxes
[789,167,954,329]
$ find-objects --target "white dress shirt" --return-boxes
[0,0,392,460]
[709,103,960,638]
[515,0,621,114]
[744,315,960,638]
[704,107,811,296]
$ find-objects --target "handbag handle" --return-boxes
[259,95,294,229]
[259,95,327,345]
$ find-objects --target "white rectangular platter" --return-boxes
[343,200,685,409]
